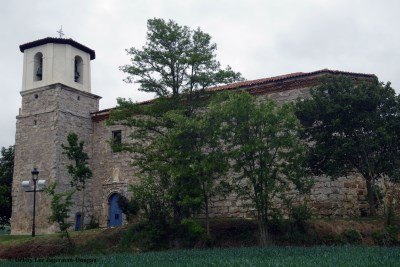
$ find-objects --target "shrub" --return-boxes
[175,218,207,247]
[120,220,170,251]
[117,196,140,222]
[342,229,362,244]
[268,211,289,235]
[290,204,312,232]
[372,226,399,246]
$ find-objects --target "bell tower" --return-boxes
[11,37,101,234]
[20,37,95,93]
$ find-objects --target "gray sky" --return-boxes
[1,0,399,148]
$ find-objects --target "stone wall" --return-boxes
[12,71,397,234]
[11,84,100,234]
[89,83,396,226]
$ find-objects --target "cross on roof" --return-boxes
[57,26,65,38]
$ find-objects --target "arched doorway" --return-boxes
[108,193,122,227]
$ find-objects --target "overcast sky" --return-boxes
[1,0,399,148]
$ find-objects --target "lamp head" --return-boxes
[31,168,39,181]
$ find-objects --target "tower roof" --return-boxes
[19,37,96,60]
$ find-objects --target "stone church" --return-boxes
[11,37,378,234]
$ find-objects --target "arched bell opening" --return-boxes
[33,52,43,81]
[74,56,83,83]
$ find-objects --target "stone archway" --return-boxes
[108,193,122,227]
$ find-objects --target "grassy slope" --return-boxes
[1,246,400,266]
[0,218,398,261]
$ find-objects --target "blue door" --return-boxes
[109,194,122,227]
[75,213,81,231]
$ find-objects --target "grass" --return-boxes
[1,246,399,266]
[0,235,33,245]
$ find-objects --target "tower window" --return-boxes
[77,96,80,101]
[33,120,37,126]
[33,52,43,81]
[34,94,38,99]
[74,56,83,83]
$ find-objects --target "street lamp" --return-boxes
[22,168,46,237]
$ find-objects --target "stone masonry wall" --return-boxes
[90,82,398,226]
[11,84,100,234]
[13,73,397,234]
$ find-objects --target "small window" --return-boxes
[33,120,37,126]
[112,130,122,145]
[34,94,38,99]
[33,52,43,81]
[77,96,80,101]
[74,56,83,83]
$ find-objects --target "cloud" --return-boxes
[0,0,399,147]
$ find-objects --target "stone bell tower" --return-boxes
[11,37,101,234]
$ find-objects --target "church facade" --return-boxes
[11,37,379,234]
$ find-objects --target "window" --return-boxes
[34,94,38,99]
[112,130,122,152]
[33,52,43,81]
[74,56,83,83]
[112,130,122,145]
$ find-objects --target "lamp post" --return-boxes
[22,168,46,237]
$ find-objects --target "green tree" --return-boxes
[124,109,228,231]
[120,18,242,99]
[61,133,92,230]
[380,94,400,224]
[109,18,243,228]
[0,146,14,226]
[45,182,75,245]
[209,92,311,246]
[295,76,398,216]
[159,110,229,234]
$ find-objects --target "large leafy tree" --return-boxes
[209,92,311,246]
[0,146,14,226]
[61,133,92,230]
[109,18,243,228]
[295,76,399,216]
[124,108,228,232]
[120,18,242,99]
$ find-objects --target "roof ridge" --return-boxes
[19,37,96,60]
[91,69,376,116]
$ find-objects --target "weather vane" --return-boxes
[57,26,65,38]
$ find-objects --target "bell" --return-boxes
[36,66,42,78]
[74,70,80,82]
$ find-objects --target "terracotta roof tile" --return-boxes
[90,69,376,119]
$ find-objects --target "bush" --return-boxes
[290,204,312,232]
[117,196,140,222]
[342,229,362,244]
[179,219,205,242]
[372,226,399,246]
[120,220,170,251]
[268,211,289,235]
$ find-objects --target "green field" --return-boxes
[1,246,399,266]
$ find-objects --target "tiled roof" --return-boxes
[90,69,376,120]
[206,69,375,92]
[20,37,96,60]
